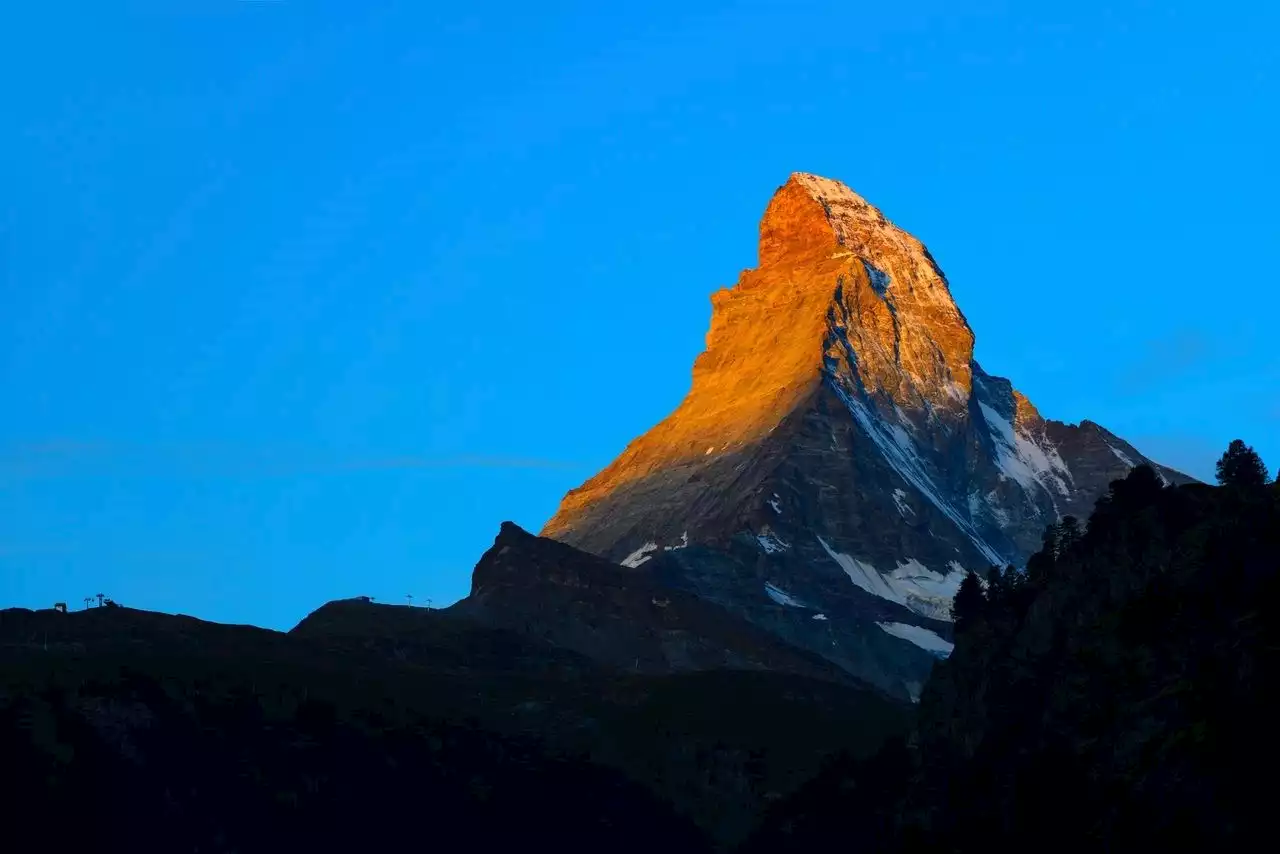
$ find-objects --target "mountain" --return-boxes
[542,173,1192,702]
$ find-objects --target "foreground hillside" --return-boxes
[745,454,1279,851]
[0,569,907,851]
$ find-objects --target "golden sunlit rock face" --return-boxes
[542,173,978,551]
[535,172,1191,702]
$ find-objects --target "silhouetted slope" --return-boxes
[0,606,705,853]
[743,465,1279,851]
[292,594,602,676]
[0,592,909,849]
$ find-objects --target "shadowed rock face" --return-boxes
[539,173,1193,701]
[452,522,862,687]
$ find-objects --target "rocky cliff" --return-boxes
[452,521,856,686]
[540,173,1191,702]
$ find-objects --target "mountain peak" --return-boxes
[790,171,869,200]
[540,172,1190,700]
[758,173,887,265]
[754,172,976,401]
[545,174,982,547]
[759,173,861,268]
[787,172,878,220]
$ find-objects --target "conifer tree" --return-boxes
[1215,439,1268,488]
[1058,516,1082,553]
[953,570,986,632]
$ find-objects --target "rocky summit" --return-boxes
[539,173,1192,702]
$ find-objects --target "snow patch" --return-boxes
[817,537,901,602]
[767,494,782,515]
[904,681,924,704]
[1107,443,1136,468]
[979,402,1073,498]
[757,531,791,554]
[887,558,967,621]
[877,622,954,658]
[764,583,806,608]
[620,542,658,568]
[812,613,828,621]
[793,172,871,212]
[892,488,915,518]
[816,539,967,622]
[888,423,915,454]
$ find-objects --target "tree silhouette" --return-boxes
[953,570,986,632]
[1215,439,1268,488]
[982,564,1001,606]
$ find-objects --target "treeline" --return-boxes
[0,668,711,853]
[746,440,1280,851]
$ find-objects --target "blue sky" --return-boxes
[2,0,1276,629]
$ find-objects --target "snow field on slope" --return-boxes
[816,537,967,622]
[876,621,954,657]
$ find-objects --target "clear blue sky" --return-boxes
[2,1,1276,629]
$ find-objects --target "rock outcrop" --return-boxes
[452,522,858,686]
[540,173,1192,701]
